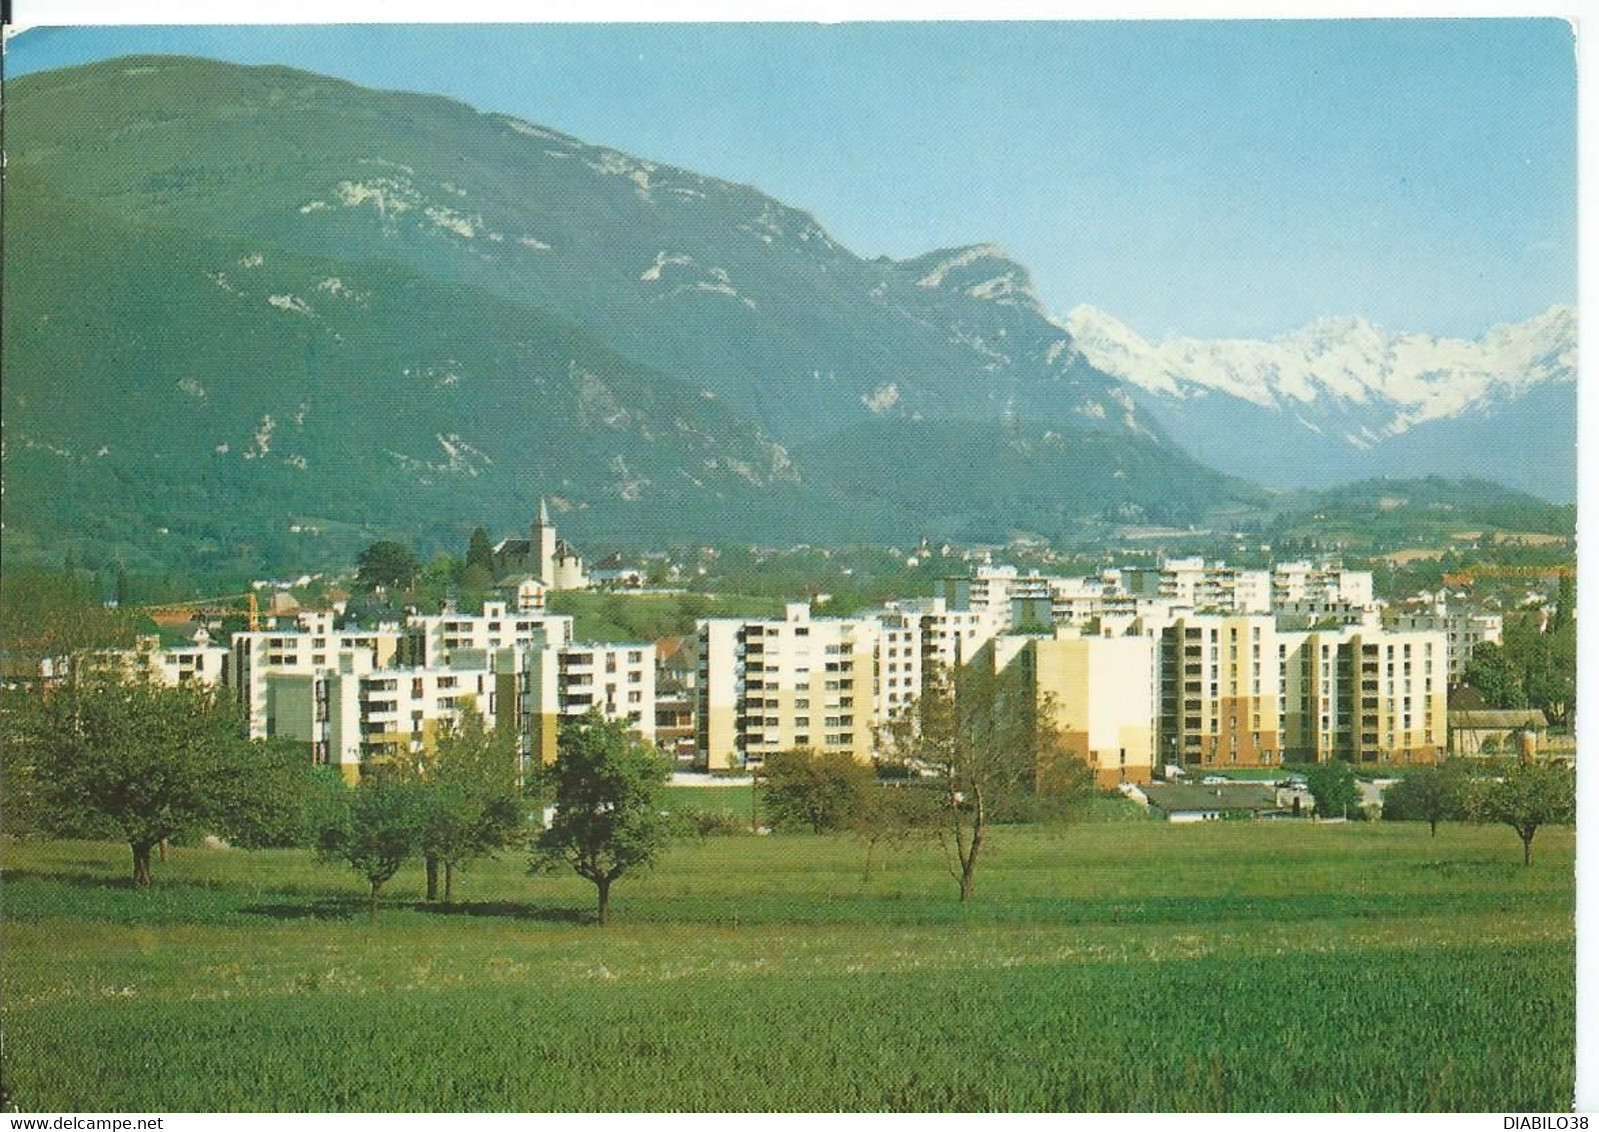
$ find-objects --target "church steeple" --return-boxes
[533,499,557,588]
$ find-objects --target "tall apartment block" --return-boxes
[696,603,883,771]
[1384,599,1502,683]
[1124,558,1272,614]
[1271,561,1375,608]
[229,612,405,741]
[263,651,505,779]
[405,601,574,666]
[510,640,657,765]
[904,596,1006,673]
[1156,613,1446,769]
[232,606,651,778]
[84,636,231,689]
[998,629,1158,787]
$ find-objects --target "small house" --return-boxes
[1141,782,1281,823]
[1447,709,1549,757]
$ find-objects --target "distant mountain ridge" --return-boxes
[2,55,1262,572]
[1065,305,1576,501]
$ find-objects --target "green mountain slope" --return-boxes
[2,172,818,570]
[7,55,1161,443]
[794,419,1265,545]
[4,55,1266,571]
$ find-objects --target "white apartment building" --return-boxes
[1271,561,1375,609]
[1384,599,1503,683]
[229,613,405,740]
[507,639,657,765]
[262,651,504,776]
[84,637,230,689]
[696,603,883,771]
[258,637,654,776]
[231,603,649,776]
[941,566,1051,628]
[1124,558,1272,614]
[873,603,925,717]
[405,601,573,668]
[911,596,1005,673]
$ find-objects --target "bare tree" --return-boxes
[880,659,1091,901]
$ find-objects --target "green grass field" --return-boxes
[1,820,1574,1112]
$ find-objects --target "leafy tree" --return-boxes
[355,540,420,593]
[1465,758,1574,866]
[534,709,673,924]
[1461,642,1528,709]
[759,747,875,833]
[419,703,526,902]
[0,569,142,657]
[879,661,1092,902]
[466,526,497,574]
[215,737,326,849]
[414,553,460,612]
[1551,573,1575,634]
[11,671,251,887]
[1305,760,1360,821]
[1380,764,1466,836]
[1514,619,1576,730]
[317,766,427,921]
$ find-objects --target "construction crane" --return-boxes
[140,591,260,631]
[1441,564,1575,588]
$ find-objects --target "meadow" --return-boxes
[0,818,1574,1112]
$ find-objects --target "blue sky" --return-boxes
[7,20,1577,340]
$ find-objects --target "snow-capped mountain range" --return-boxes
[1065,305,1577,501]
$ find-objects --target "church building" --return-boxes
[493,500,589,591]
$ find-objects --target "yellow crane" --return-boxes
[140,591,260,631]
[1441,564,1575,588]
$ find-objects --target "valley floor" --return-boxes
[0,821,1574,1112]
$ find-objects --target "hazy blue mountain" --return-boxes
[1067,305,1577,502]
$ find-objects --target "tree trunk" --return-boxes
[158,839,169,863]
[1429,818,1438,837]
[1523,830,1535,867]
[131,841,155,889]
[958,794,984,903]
[958,826,982,902]
[444,861,454,904]
[596,877,611,926]
[425,855,440,901]
[369,879,381,923]
[862,839,876,883]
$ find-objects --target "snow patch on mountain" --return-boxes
[267,294,312,316]
[1066,304,1576,438]
[641,252,693,283]
[862,383,900,413]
